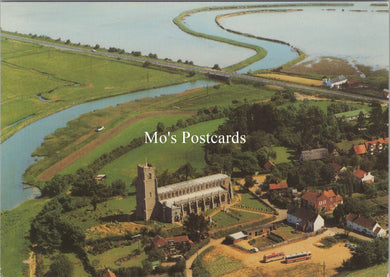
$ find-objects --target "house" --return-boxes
[365,138,388,155]
[287,206,324,232]
[244,224,275,239]
[383,88,389,99]
[353,169,375,183]
[269,181,288,191]
[301,189,343,211]
[263,160,276,170]
[103,269,116,277]
[322,75,348,88]
[346,214,387,238]
[227,231,247,243]
[352,144,367,155]
[300,148,329,161]
[152,235,192,252]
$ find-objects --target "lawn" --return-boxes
[271,146,293,164]
[250,236,274,249]
[336,138,366,151]
[62,197,135,231]
[334,262,388,277]
[88,243,147,270]
[273,225,303,241]
[1,37,194,141]
[202,246,244,277]
[99,119,226,188]
[211,209,262,229]
[1,199,46,277]
[236,189,273,213]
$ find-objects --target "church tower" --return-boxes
[136,163,157,221]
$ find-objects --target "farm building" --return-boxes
[269,181,288,191]
[346,214,387,238]
[136,163,234,223]
[226,231,248,243]
[300,148,329,161]
[244,224,275,239]
[287,207,324,232]
[353,144,367,155]
[322,75,348,88]
[301,189,343,211]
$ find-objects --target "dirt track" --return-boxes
[206,229,352,277]
[38,110,194,180]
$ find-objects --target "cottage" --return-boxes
[301,189,343,211]
[269,181,288,191]
[300,148,329,161]
[287,207,324,232]
[95,174,106,183]
[322,75,348,88]
[353,169,374,183]
[152,235,192,249]
[352,144,367,155]
[365,138,388,155]
[346,214,386,238]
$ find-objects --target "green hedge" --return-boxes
[184,237,210,260]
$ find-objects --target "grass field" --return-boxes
[334,262,388,277]
[273,225,303,240]
[88,243,147,270]
[257,73,322,86]
[202,246,244,277]
[1,37,194,141]
[98,119,226,188]
[1,199,46,277]
[271,146,293,164]
[336,138,366,151]
[236,189,273,212]
[211,209,263,229]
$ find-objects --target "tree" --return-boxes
[111,179,127,196]
[176,163,197,181]
[244,176,255,189]
[93,44,100,50]
[156,122,165,133]
[233,152,259,176]
[183,214,209,242]
[46,255,74,277]
[212,64,221,70]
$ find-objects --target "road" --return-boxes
[3,33,388,104]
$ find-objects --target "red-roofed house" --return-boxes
[353,169,375,183]
[346,214,387,238]
[269,181,288,191]
[301,189,343,211]
[353,144,367,155]
[365,138,388,155]
[152,235,192,254]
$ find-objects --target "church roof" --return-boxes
[157,174,229,194]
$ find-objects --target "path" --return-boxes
[38,110,194,180]
[22,251,36,277]
[185,238,225,277]
[4,34,388,104]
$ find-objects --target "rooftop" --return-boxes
[228,231,247,240]
[160,186,226,208]
[300,148,329,161]
[347,214,377,230]
[288,206,319,222]
[353,144,367,155]
[157,174,229,194]
[269,181,288,190]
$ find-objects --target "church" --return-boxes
[136,163,234,223]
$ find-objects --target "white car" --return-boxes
[250,247,259,253]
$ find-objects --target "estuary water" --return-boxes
[1,80,217,210]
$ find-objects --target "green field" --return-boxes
[1,37,195,141]
[271,146,293,164]
[88,243,147,270]
[334,263,388,277]
[99,119,226,187]
[236,189,273,212]
[202,246,244,277]
[211,209,262,229]
[273,225,303,240]
[1,199,46,277]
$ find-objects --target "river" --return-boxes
[0,80,217,210]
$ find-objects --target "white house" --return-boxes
[322,75,348,89]
[287,207,324,232]
[353,169,375,183]
[346,214,387,238]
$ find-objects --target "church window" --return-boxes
[148,173,152,179]
[149,192,152,197]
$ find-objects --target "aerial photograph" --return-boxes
[0,1,388,277]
